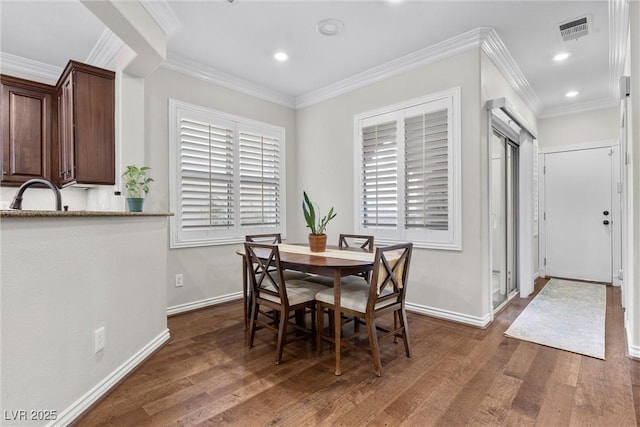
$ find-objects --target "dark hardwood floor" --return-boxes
[76,278,639,426]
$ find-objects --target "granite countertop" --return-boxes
[0,210,173,218]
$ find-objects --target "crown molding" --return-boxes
[609,0,629,99]
[85,29,125,69]
[139,0,182,37]
[162,53,297,108]
[538,95,619,119]
[480,28,544,116]
[0,52,61,84]
[295,27,490,109]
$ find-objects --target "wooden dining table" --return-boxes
[238,243,375,375]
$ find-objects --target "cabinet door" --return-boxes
[1,81,52,184]
[73,70,115,185]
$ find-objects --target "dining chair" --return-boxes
[245,233,309,281]
[338,234,374,252]
[315,242,413,376]
[306,233,375,287]
[244,242,327,364]
[242,233,312,329]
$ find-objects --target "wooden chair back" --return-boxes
[245,233,282,244]
[367,243,413,311]
[338,234,374,252]
[244,242,288,306]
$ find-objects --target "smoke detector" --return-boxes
[558,15,591,42]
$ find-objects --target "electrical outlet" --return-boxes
[175,273,184,287]
[94,327,105,353]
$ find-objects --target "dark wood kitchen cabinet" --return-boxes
[55,61,115,186]
[0,75,55,185]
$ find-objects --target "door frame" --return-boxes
[486,98,536,320]
[538,139,621,285]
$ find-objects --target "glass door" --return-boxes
[491,130,518,310]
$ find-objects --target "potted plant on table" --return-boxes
[302,191,337,252]
[122,165,154,212]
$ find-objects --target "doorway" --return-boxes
[491,130,519,309]
[541,143,618,283]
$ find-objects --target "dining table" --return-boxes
[237,242,375,375]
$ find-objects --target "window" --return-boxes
[354,88,461,250]
[169,99,285,247]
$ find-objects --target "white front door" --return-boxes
[545,146,612,282]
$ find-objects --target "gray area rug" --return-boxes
[505,278,606,359]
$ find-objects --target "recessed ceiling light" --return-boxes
[316,18,344,36]
[273,51,289,62]
[553,52,572,62]
[565,90,579,98]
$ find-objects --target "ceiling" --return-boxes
[0,0,626,117]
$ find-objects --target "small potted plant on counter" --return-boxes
[122,165,154,212]
[302,191,337,252]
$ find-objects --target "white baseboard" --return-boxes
[533,271,541,280]
[629,344,640,359]
[627,328,640,359]
[53,329,171,426]
[406,302,492,328]
[167,292,242,316]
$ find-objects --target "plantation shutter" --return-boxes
[179,117,234,229]
[404,109,449,230]
[239,129,281,227]
[361,119,398,228]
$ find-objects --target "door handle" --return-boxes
[603,220,610,225]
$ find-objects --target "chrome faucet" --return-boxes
[10,178,62,211]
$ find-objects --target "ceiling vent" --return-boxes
[559,15,591,41]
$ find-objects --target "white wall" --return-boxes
[538,107,620,147]
[295,49,489,325]
[0,216,168,426]
[143,67,297,310]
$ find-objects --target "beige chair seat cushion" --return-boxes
[305,274,368,287]
[315,282,395,313]
[260,280,328,306]
[281,270,311,281]
[258,270,309,281]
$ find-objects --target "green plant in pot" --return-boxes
[122,165,154,212]
[302,191,337,252]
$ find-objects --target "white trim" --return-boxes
[85,29,124,69]
[628,340,640,359]
[160,27,543,119]
[139,0,182,37]
[481,30,543,116]
[297,28,488,109]
[167,292,242,316]
[162,53,296,109]
[53,329,170,426]
[406,302,492,328]
[609,0,629,101]
[540,139,618,154]
[0,52,61,84]
[539,97,619,119]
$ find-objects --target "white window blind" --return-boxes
[170,100,286,248]
[239,129,281,227]
[404,109,449,231]
[180,118,234,229]
[354,88,461,250]
[361,120,398,228]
